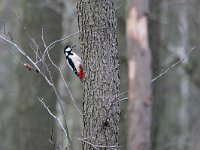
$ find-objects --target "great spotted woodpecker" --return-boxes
[64,45,84,81]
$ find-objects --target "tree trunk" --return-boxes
[148,0,161,148]
[151,1,200,150]
[77,0,120,149]
[13,0,63,150]
[126,0,152,150]
[115,0,128,149]
[0,1,19,150]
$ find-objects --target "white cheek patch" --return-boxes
[65,47,72,52]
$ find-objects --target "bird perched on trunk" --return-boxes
[64,45,84,81]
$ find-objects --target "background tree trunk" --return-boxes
[57,0,83,149]
[115,1,128,149]
[12,0,63,150]
[148,0,161,149]
[0,1,19,149]
[77,0,120,149]
[150,0,200,150]
[126,0,152,150]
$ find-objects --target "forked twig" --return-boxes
[38,98,71,149]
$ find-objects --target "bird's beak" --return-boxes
[72,45,76,49]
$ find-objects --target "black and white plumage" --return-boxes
[64,45,84,80]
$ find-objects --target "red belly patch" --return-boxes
[77,65,84,80]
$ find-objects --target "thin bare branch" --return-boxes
[0,33,74,150]
[151,46,196,83]
[112,46,197,105]
[115,3,124,10]
[49,123,66,150]
[78,138,121,150]
[46,51,82,115]
[0,35,38,70]
[78,138,99,150]
[49,139,61,150]
[2,18,6,34]
[41,28,47,48]
[38,98,69,144]
[38,97,72,149]
[0,35,55,86]
[42,31,79,59]
[119,97,128,102]
[117,91,128,98]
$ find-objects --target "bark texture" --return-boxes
[126,0,152,150]
[77,0,120,149]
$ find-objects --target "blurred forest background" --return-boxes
[0,0,200,150]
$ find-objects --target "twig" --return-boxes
[111,46,197,104]
[46,51,82,115]
[49,139,61,150]
[38,98,72,150]
[0,35,54,86]
[119,97,128,102]
[78,138,120,150]
[41,30,82,115]
[42,31,79,59]
[115,3,124,10]
[49,122,61,150]
[117,91,128,98]
[2,18,6,34]
[38,98,68,139]
[41,28,47,48]
[151,46,196,83]
[78,138,99,150]
[0,34,73,150]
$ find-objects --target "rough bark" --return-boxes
[13,0,63,150]
[77,0,120,149]
[126,0,152,150]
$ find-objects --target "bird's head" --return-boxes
[64,45,76,57]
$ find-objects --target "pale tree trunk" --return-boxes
[12,0,63,150]
[77,0,120,149]
[126,0,152,150]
